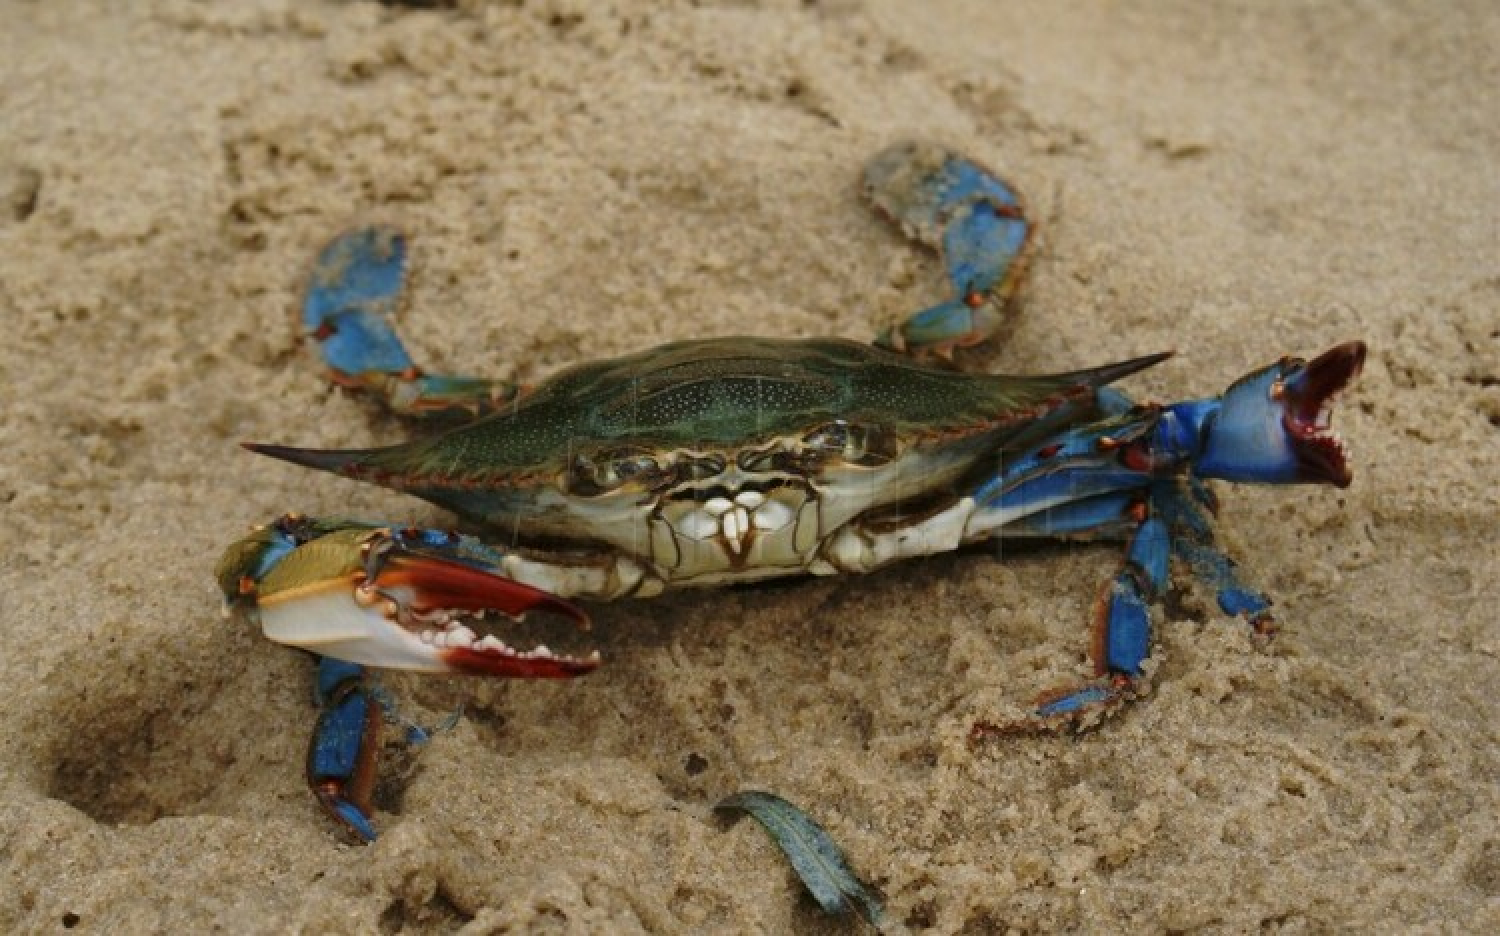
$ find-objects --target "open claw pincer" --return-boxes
[244,525,599,679]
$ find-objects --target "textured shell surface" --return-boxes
[361,336,1092,484]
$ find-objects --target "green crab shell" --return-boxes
[253,337,1162,537]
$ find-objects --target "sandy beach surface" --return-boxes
[3,1,1497,932]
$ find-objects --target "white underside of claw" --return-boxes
[257,580,600,672]
[259,583,454,672]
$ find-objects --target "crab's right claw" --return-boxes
[246,527,599,679]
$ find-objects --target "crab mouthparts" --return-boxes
[365,558,599,679]
[1282,341,1366,488]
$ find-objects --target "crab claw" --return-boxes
[1196,341,1366,487]
[252,528,598,679]
[1277,341,1368,487]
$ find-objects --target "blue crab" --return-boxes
[218,143,1365,842]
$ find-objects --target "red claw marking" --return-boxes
[372,556,588,628]
[444,645,601,680]
[1281,341,1366,488]
[1120,442,1158,473]
[367,555,600,679]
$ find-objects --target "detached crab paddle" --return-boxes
[218,142,1365,842]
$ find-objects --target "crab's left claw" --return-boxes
[243,525,598,679]
[1195,341,1366,487]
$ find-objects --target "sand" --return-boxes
[2,1,1497,932]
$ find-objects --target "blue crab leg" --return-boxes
[967,433,1263,728]
[305,226,522,418]
[305,656,461,843]
[863,142,1033,356]
[963,440,1167,729]
[968,347,1364,733]
[1039,505,1169,719]
[308,657,382,842]
[1016,483,1276,726]
[1154,482,1275,634]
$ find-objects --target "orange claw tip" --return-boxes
[374,556,591,630]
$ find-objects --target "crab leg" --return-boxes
[1155,482,1275,633]
[304,226,522,418]
[1033,507,1169,720]
[307,658,382,842]
[863,142,1033,356]
[999,482,1276,727]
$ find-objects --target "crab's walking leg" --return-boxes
[968,471,1264,730]
[305,226,522,418]
[1017,483,1277,727]
[1156,482,1276,635]
[1029,507,1170,721]
[307,657,382,842]
[863,142,1033,356]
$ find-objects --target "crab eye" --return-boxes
[678,454,727,481]
[801,421,898,467]
[1269,359,1308,401]
[564,449,664,496]
[737,448,802,473]
[605,453,661,484]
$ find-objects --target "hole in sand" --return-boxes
[38,627,287,828]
